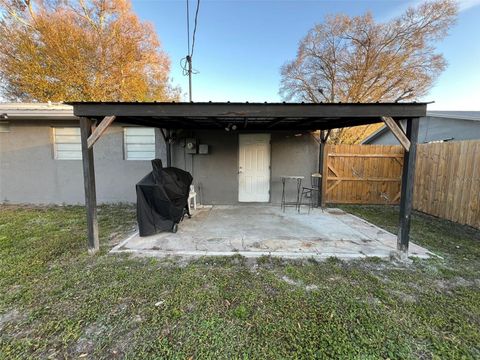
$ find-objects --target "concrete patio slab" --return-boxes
[111,206,433,260]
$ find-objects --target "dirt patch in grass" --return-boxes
[0,309,26,331]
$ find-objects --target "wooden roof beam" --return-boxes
[70,102,428,120]
[266,118,287,129]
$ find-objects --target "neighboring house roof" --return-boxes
[362,111,480,144]
[426,111,480,121]
[361,125,390,144]
[0,102,75,120]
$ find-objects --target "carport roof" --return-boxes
[68,101,428,130]
[71,100,425,255]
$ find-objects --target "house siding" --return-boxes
[171,130,239,205]
[366,117,480,145]
[170,130,318,205]
[270,132,318,204]
[0,121,166,204]
[1,123,319,205]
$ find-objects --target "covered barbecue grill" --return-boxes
[136,159,193,236]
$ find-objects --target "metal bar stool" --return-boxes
[299,173,322,213]
[280,175,304,212]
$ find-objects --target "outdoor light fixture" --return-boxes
[0,113,8,119]
[225,123,237,132]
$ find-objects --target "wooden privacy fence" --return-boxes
[324,144,404,204]
[414,140,480,229]
[323,141,480,229]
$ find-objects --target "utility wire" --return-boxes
[190,0,200,58]
[181,0,200,101]
[186,0,190,56]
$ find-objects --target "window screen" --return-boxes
[53,127,81,160]
[0,121,10,132]
[124,127,155,160]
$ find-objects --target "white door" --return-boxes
[238,134,271,202]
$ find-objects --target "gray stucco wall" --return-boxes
[270,132,319,204]
[171,130,239,205]
[367,117,480,145]
[1,123,319,205]
[0,121,165,204]
[171,130,319,205]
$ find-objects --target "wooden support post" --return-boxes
[397,117,419,254]
[318,130,330,207]
[159,128,172,166]
[80,117,99,254]
[166,129,172,167]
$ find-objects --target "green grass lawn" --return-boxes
[0,204,479,359]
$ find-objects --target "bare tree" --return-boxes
[280,0,458,143]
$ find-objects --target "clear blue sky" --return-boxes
[132,0,480,110]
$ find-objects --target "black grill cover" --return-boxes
[136,159,193,236]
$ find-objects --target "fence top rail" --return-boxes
[328,153,403,158]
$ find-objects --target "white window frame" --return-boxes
[123,127,156,160]
[53,127,82,160]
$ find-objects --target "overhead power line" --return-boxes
[186,0,190,56]
[181,0,200,102]
[191,0,200,58]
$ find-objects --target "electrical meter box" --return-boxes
[198,144,209,154]
[185,138,197,154]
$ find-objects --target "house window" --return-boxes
[0,121,10,132]
[53,127,82,160]
[124,127,156,160]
